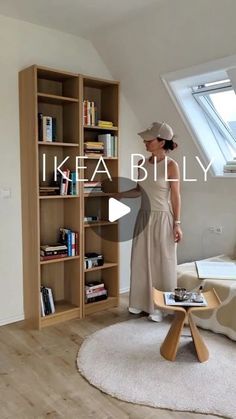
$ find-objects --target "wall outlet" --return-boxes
[208,226,223,234]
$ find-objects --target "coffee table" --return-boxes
[153,288,221,362]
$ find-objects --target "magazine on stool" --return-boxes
[164,292,207,307]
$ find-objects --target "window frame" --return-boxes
[160,55,236,177]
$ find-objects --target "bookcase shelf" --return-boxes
[40,301,80,327]
[39,195,79,200]
[40,255,80,265]
[84,125,118,131]
[84,221,117,228]
[37,93,79,104]
[84,296,118,316]
[19,64,119,328]
[84,155,118,160]
[85,262,118,272]
[38,142,79,147]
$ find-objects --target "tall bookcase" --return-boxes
[19,65,120,329]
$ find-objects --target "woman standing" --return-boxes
[116,122,182,322]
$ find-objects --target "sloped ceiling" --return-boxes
[0,0,160,38]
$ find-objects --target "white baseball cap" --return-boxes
[138,121,174,142]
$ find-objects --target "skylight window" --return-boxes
[161,57,236,176]
[192,82,236,162]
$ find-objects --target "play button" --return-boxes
[108,198,131,222]
[86,176,151,243]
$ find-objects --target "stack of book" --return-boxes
[85,281,108,304]
[223,158,236,173]
[84,181,102,194]
[98,134,117,157]
[40,170,79,197]
[59,228,79,257]
[38,113,56,142]
[40,286,55,316]
[84,141,104,157]
[40,244,68,261]
[98,120,113,128]
[39,186,60,196]
[83,100,97,126]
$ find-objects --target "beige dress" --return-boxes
[129,157,177,314]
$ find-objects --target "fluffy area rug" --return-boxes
[77,318,236,418]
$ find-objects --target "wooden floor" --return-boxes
[0,294,220,419]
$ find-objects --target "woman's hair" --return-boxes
[157,135,178,151]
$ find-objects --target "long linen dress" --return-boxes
[129,156,177,314]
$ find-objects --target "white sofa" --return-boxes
[177,254,236,341]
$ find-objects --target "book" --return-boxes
[98,134,113,157]
[195,260,236,279]
[47,288,55,314]
[41,287,52,315]
[164,292,207,307]
[38,113,43,141]
[40,244,67,252]
[40,287,55,315]
[43,116,53,142]
[85,293,108,304]
[40,254,67,261]
[60,169,70,195]
[98,120,113,127]
[40,249,68,257]
[86,281,105,290]
[40,291,45,316]
[52,117,56,141]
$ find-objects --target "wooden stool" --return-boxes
[153,288,221,363]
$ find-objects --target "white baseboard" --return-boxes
[0,313,24,327]
[120,287,130,294]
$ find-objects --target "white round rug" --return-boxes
[77,318,236,418]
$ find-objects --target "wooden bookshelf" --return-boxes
[82,74,119,316]
[19,65,120,328]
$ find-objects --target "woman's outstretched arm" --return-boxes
[168,160,183,243]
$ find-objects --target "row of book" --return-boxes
[84,181,102,194]
[38,113,56,142]
[84,134,118,157]
[85,281,108,304]
[39,170,79,196]
[223,158,236,173]
[40,286,55,316]
[83,100,97,126]
[40,281,108,316]
[59,170,79,196]
[83,101,115,129]
[40,228,79,261]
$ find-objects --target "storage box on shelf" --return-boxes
[19,65,119,328]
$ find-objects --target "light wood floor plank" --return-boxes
[0,295,220,418]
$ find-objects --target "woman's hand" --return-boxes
[173,225,183,243]
[112,192,123,200]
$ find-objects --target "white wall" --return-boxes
[0,14,123,325]
[91,0,236,268]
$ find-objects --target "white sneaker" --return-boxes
[128,307,142,314]
[148,309,163,322]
